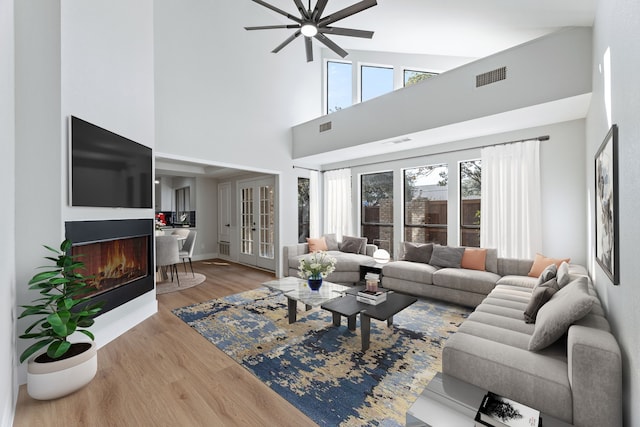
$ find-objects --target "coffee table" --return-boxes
[321,287,417,351]
[262,277,349,324]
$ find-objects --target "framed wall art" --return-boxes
[594,124,619,285]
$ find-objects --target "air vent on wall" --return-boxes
[476,66,507,87]
[319,121,332,133]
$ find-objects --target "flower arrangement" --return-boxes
[298,251,337,279]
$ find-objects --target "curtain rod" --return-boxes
[293,135,550,173]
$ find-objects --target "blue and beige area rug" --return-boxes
[173,288,470,427]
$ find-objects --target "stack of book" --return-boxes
[356,289,387,305]
[475,392,541,427]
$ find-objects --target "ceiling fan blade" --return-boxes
[245,24,300,30]
[292,0,310,19]
[272,30,302,53]
[250,0,302,24]
[319,0,377,27]
[311,0,329,21]
[304,36,313,62]
[314,33,348,58]
[319,26,374,39]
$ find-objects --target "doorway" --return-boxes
[238,177,276,271]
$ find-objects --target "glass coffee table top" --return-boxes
[263,276,349,307]
[263,277,351,324]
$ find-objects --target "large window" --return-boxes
[361,172,394,255]
[298,178,310,243]
[327,61,352,114]
[460,160,482,247]
[404,165,448,245]
[361,65,393,102]
[404,69,438,87]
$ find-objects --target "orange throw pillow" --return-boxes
[528,253,571,277]
[461,248,487,271]
[306,237,328,252]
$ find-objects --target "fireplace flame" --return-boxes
[77,237,148,297]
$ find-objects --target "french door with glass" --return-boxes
[238,177,276,271]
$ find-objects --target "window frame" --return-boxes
[459,159,482,247]
[402,164,449,245]
[403,68,439,87]
[360,171,394,255]
[359,63,394,103]
[324,59,353,115]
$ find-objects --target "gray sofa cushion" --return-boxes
[556,261,571,288]
[339,235,367,254]
[528,276,595,351]
[401,242,433,263]
[432,268,500,294]
[524,278,559,323]
[537,263,557,285]
[382,260,438,285]
[484,248,498,274]
[324,233,339,251]
[430,246,465,268]
[496,275,538,289]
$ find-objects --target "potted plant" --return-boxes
[19,239,104,400]
[297,251,337,291]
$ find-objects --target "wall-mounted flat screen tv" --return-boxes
[69,116,152,208]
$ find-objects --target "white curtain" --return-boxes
[480,140,542,258]
[324,168,352,240]
[309,170,320,238]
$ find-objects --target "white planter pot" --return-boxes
[27,342,97,400]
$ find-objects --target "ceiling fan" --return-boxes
[245,0,377,62]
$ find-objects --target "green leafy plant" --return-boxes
[19,239,104,363]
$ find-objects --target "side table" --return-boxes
[359,263,384,284]
[407,373,572,427]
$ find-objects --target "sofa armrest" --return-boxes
[568,325,622,427]
[282,243,309,276]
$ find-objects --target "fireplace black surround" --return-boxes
[65,219,154,315]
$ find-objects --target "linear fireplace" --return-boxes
[65,219,154,315]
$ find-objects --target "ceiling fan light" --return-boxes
[301,23,318,37]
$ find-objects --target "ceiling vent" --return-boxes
[319,121,332,133]
[476,66,507,87]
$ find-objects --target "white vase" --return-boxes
[27,342,97,400]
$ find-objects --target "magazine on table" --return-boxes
[474,392,541,427]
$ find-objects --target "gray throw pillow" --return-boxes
[339,235,367,254]
[556,261,571,288]
[402,242,433,264]
[429,245,465,268]
[523,278,559,323]
[528,276,595,351]
[323,233,339,251]
[536,263,557,287]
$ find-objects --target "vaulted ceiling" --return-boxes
[249,0,596,58]
[157,0,597,177]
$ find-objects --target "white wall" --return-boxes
[346,120,587,263]
[194,176,218,260]
[587,1,640,425]
[14,0,63,387]
[59,0,157,367]
[14,0,157,385]
[153,0,322,253]
[1,0,16,423]
[294,27,592,158]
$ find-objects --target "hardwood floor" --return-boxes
[13,260,318,427]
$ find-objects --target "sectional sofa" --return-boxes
[282,234,377,284]
[380,242,622,426]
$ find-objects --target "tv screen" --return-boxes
[70,116,152,208]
